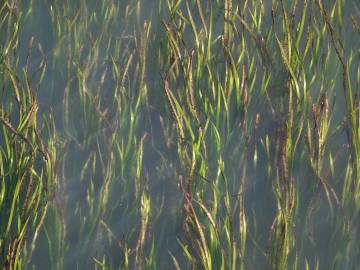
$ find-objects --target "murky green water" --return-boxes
[1,0,359,269]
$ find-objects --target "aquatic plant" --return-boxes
[0,0,359,269]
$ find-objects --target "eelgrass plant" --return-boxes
[160,0,360,269]
[0,0,359,269]
[0,3,53,268]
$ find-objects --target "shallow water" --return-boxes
[6,0,360,269]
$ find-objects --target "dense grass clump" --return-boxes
[0,0,359,269]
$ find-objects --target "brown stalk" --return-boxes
[0,115,48,160]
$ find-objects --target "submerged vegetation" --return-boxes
[0,0,359,269]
